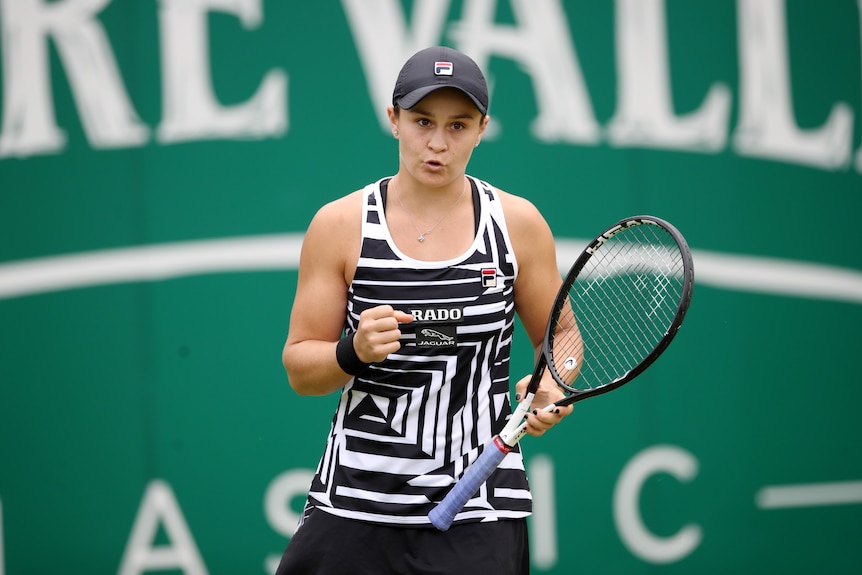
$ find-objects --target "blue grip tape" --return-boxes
[428,437,510,531]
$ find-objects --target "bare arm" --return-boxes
[499,190,576,435]
[282,192,413,396]
[281,195,357,395]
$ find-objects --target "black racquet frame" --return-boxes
[428,215,695,530]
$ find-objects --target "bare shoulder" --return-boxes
[491,185,561,346]
[304,190,364,250]
[492,186,555,251]
[301,189,365,282]
[307,189,364,236]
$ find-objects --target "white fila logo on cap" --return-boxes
[435,61,453,76]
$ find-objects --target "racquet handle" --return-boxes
[428,436,510,531]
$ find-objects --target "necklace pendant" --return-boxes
[392,177,468,245]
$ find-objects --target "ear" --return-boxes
[475,114,490,146]
[387,106,399,137]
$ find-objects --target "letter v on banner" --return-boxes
[452,0,600,143]
[342,0,454,131]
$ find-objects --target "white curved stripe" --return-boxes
[687,250,862,303]
[0,234,304,300]
[0,235,860,305]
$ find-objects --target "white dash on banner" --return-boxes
[755,480,862,509]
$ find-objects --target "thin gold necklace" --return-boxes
[392,178,468,242]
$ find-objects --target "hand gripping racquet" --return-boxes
[428,215,695,530]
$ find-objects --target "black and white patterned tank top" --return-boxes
[305,175,531,526]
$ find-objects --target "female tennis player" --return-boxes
[276,46,573,575]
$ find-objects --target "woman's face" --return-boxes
[390,88,488,190]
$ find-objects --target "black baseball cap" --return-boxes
[392,46,489,115]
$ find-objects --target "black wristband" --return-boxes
[335,333,371,375]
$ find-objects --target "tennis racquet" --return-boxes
[428,215,695,531]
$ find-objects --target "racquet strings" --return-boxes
[549,223,687,393]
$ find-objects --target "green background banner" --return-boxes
[1,1,860,573]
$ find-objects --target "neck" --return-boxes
[393,174,466,203]
[390,176,469,243]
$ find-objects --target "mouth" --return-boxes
[425,159,445,170]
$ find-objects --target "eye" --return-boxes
[451,122,466,131]
[417,118,432,127]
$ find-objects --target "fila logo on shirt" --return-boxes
[482,268,497,288]
[435,61,453,76]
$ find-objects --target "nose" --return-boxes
[427,127,448,152]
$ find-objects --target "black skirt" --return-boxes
[275,507,530,575]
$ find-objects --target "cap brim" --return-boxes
[396,85,487,115]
